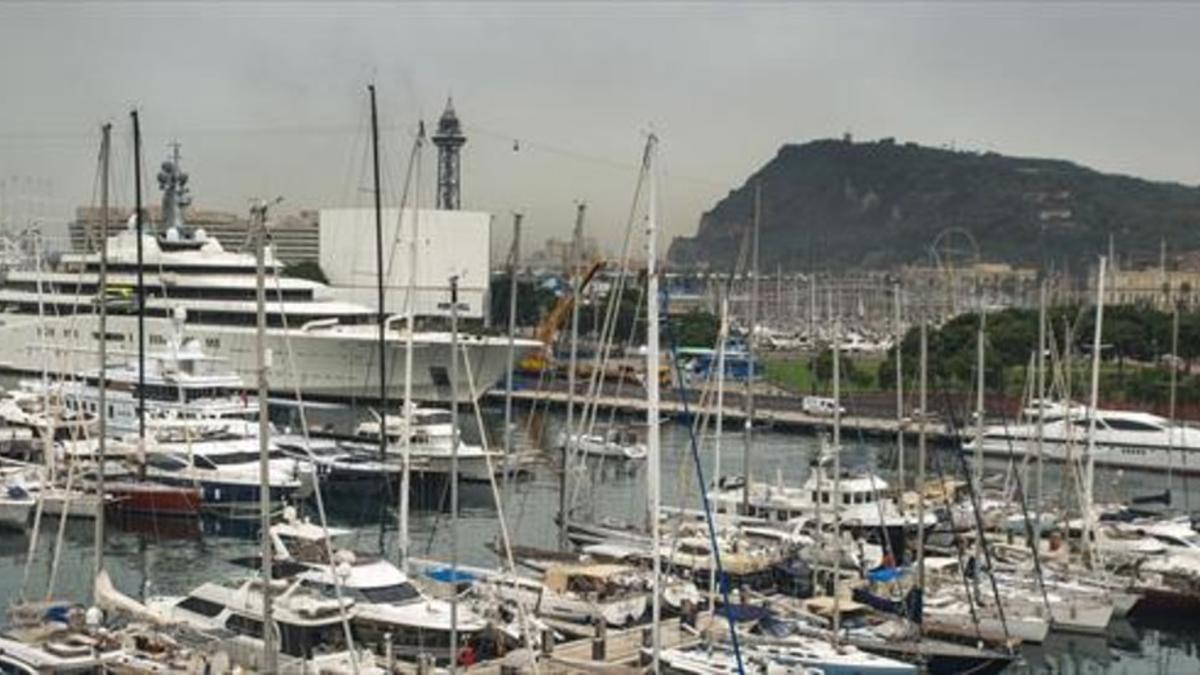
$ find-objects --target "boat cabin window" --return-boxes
[177,595,225,618]
[1154,533,1200,548]
[146,454,189,472]
[279,620,351,659]
[205,450,289,466]
[358,583,421,604]
[225,613,264,639]
[1101,418,1164,432]
[417,411,454,425]
[191,455,219,470]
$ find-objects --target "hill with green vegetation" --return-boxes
[668,137,1200,271]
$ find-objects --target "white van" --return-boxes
[802,396,846,417]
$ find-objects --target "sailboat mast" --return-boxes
[741,182,760,513]
[561,202,585,548]
[1168,302,1179,496]
[916,319,928,634]
[1034,279,1047,542]
[93,122,111,582]
[399,122,423,573]
[252,198,277,672]
[645,133,662,673]
[449,274,461,674]
[1083,256,1106,565]
[708,291,728,612]
[503,213,522,486]
[831,315,843,637]
[893,280,904,489]
[368,85,388,462]
[132,110,146,445]
[973,309,986,494]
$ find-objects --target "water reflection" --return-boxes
[0,408,1197,673]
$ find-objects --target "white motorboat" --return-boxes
[136,432,313,511]
[19,324,259,438]
[711,468,934,530]
[350,406,512,483]
[965,401,1200,473]
[562,427,647,461]
[486,563,649,627]
[270,509,488,664]
[147,575,382,673]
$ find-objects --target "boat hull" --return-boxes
[106,482,202,516]
[0,498,32,529]
[0,313,530,404]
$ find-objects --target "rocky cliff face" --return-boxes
[668,138,1200,272]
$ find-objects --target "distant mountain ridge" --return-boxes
[667,137,1200,272]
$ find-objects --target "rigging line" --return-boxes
[999,407,1055,623]
[662,285,745,675]
[923,405,985,642]
[468,122,730,190]
[934,356,1013,646]
[459,347,542,674]
[384,122,423,303]
[575,163,647,440]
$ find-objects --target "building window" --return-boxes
[205,337,221,349]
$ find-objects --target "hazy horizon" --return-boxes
[2,2,1198,258]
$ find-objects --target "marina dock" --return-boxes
[490,386,959,443]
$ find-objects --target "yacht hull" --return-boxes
[0,313,533,404]
[971,435,1200,474]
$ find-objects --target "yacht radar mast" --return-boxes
[156,142,196,244]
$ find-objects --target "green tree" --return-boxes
[673,309,720,348]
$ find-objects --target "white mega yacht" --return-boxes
[0,150,536,404]
[965,400,1200,473]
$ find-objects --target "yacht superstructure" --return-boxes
[966,401,1200,473]
[0,149,536,404]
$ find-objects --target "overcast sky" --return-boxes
[1,2,1198,257]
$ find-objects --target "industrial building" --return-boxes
[318,207,491,320]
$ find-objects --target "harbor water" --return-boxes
[2,406,1199,674]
